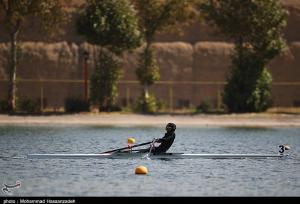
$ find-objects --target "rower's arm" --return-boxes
[156,138,164,143]
[156,133,175,143]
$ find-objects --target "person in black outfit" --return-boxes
[138,123,176,154]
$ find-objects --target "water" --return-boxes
[0,124,300,196]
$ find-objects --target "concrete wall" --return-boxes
[0,0,299,110]
[0,41,299,109]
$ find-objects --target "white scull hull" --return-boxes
[27,152,288,159]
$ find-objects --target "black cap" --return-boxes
[166,123,176,132]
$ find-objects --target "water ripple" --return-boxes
[0,125,300,196]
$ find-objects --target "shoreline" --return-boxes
[1,113,300,127]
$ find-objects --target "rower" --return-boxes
[138,123,176,154]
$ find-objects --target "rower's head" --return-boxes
[166,123,176,132]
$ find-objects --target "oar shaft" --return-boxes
[101,142,152,154]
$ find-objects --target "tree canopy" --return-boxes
[77,0,142,54]
[132,0,198,113]
[0,0,65,112]
[201,0,288,112]
[201,0,287,62]
[132,0,197,43]
[0,0,65,35]
[77,0,142,111]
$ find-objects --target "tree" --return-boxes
[0,0,65,112]
[77,0,141,111]
[201,0,288,112]
[90,51,122,111]
[132,0,197,113]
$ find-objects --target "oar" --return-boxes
[100,141,153,154]
[143,139,156,159]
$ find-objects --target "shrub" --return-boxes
[249,69,273,112]
[134,94,158,114]
[99,105,122,112]
[196,99,211,113]
[16,98,40,113]
[156,98,168,112]
[89,51,122,111]
[65,97,89,113]
[223,66,272,113]
[0,100,9,113]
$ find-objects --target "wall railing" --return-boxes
[1,78,300,112]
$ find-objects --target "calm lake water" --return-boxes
[0,124,300,196]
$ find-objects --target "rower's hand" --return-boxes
[152,138,159,143]
[154,138,163,143]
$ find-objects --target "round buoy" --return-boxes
[135,166,148,175]
[127,137,136,145]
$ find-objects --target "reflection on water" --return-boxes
[0,124,300,196]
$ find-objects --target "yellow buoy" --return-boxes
[127,137,136,145]
[135,166,148,175]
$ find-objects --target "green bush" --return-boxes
[249,69,273,112]
[134,94,158,114]
[0,100,9,113]
[99,105,122,112]
[202,0,287,113]
[89,51,122,111]
[156,98,167,112]
[223,66,272,113]
[16,98,40,113]
[65,98,89,113]
[196,100,211,113]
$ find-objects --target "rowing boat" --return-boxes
[27,152,289,159]
[27,144,290,160]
